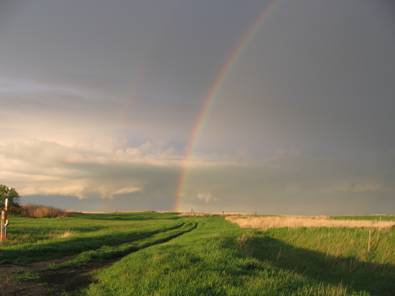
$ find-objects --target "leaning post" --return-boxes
[0,196,8,242]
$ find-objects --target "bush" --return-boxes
[17,205,69,218]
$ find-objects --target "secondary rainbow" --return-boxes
[175,0,278,211]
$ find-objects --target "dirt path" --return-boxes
[0,223,197,296]
[0,265,50,296]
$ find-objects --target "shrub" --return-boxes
[18,204,69,218]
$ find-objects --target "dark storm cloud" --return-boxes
[0,0,394,213]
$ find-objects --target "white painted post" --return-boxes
[0,197,8,242]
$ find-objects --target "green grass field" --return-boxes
[0,213,394,295]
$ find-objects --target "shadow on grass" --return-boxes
[9,225,104,236]
[0,223,184,264]
[237,235,395,295]
[71,212,181,221]
[4,226,104,246]
[38,222,197,294]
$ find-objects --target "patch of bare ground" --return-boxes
[0,265,50,296]
[0,251,130,296]
[0,255,76,296]
[226,215,395,230]
[0,259,106,296]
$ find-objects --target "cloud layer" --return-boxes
[0,0,394,214]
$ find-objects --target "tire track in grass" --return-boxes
[38,222,197,294]
[2,222,196,296]
[0,222,186,265]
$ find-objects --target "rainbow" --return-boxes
[175,0,278,211]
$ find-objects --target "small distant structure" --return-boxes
[0,195,9,242]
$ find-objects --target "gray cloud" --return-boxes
[0,0,394,214]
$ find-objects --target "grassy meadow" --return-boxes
[0,213,394,295]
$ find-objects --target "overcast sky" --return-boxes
[0,0,394,214]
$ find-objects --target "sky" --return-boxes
[0,0,394,214]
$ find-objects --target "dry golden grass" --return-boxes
[18,205,68,218]
[58,231,74,238]
[226,215,395,230]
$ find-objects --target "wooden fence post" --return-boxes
[0,210,5,242]
[0,197,8,242]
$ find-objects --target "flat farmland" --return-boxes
[0,213,394,295]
